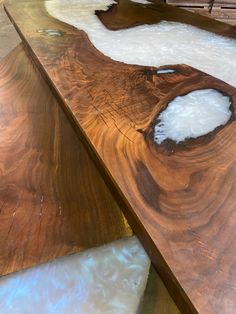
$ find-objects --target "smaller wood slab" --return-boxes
[0,43,131,276]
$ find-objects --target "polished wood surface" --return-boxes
[4,0,236,312]
[0,43,132,276]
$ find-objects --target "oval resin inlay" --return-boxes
[154,89,231,144]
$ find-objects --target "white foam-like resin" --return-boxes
[0,236,150,314]
[154,89,231,143]
[46,0,236,88]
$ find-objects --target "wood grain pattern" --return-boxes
[0,42,132,276]
[4,0,236,312]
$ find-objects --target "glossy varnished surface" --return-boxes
[4,1,236,312]
[0,43,131,276]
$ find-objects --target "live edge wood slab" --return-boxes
[4,0,236,313]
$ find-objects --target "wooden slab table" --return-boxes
[4,0,236,312]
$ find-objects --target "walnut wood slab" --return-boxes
[0,43,131,276]
[4,0,236,313]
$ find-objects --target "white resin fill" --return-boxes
[154,89,231,143]
[0,236,150,314]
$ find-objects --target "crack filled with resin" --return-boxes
[154,89,231,144]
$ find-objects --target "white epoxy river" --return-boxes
[45,0,235,142]
[46,0,236,88]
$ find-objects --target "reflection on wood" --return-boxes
[0,1,20,60]
[0,43,131,276]
[139,265,180,314]
[4,0,236,312]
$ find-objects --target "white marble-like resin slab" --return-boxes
[0,236,150,314]
[154,89,231,143]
